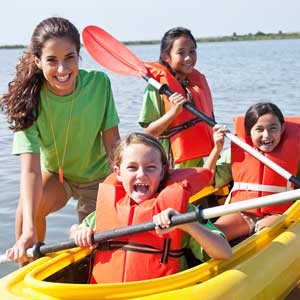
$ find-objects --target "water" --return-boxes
[0,39,300,277]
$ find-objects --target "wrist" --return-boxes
[22,226,36,237]
[212,147,222,156]
[167,108,180,118]
[179,222,193,232]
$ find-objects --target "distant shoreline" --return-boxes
[1,31,300,49]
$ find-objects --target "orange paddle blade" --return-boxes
[82,26,147,77]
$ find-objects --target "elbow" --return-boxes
[143,126,159,137]
[217,246,232,260]
[209,239,232,260]
[224,248,232,260]
[143,126,151,135]
[207,175,214,186]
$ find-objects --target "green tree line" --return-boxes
[1,31,300,48]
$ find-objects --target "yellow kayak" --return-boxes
[1,187,300,300]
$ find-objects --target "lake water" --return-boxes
[0,39,300,277]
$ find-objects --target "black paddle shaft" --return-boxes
[31,208,204,258]
[146,77,217,128]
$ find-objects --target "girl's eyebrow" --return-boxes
[46,52,76,59]
[255,123,280,128]
[65,51,76,56]
[45,55,56,59]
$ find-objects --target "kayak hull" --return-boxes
[1,199,300,300]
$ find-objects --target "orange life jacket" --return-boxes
[91,167,212,283]
[230,116,300,217]
[145,62,214,164]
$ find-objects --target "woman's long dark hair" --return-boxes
[0,17,80,131]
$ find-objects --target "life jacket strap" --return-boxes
[159,117,203,139]
[98,239,185,264]
[225,181,293,204]
[159,117,204,165]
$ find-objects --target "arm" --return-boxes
[6,153,42,262]
[153,208,232,260]
[144,93,187,137]
[203,125,227,183]
[102,126,120,159]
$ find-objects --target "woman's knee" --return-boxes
[38,171,69,216]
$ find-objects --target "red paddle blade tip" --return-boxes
[82,26,147,77]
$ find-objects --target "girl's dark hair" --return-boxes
[159,27,197,70]
[111,132,169,183]
[0,17,80,131]
[244,102,285,136]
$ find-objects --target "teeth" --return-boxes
[134,183,149,193]
[261,141,272,145]
[56,74,70,82]
[135,183,148,187]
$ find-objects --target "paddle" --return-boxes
[1,189,300,264]
[82,25,300,188]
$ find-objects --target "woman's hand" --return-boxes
[6,232,36,264]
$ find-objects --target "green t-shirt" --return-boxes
[138,85,203,168]
[82,203,225,270]
[13,70,119,183]
[213,147,300,188]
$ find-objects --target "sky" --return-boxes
[1,0,300,46]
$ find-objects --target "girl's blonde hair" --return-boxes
[111,132,169,182]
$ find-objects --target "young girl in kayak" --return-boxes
[204,102,300,241]
[138,27,214,168]
[71,132,231,283]
[1,17,120,263]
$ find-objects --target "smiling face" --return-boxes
[114,143,165,204]
[250,113,285,152]
[162,35,197,80]
[34,37,79,96]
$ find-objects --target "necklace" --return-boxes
[45,88,75,183]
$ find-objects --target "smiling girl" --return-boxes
[71,132,231,283]
[204,102,300,241]
[0,17,120,263]
[138,27,214,168]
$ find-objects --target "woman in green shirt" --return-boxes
[1,17,120,264]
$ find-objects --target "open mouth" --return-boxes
[260,140,273,146]
[134,183,149,194]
